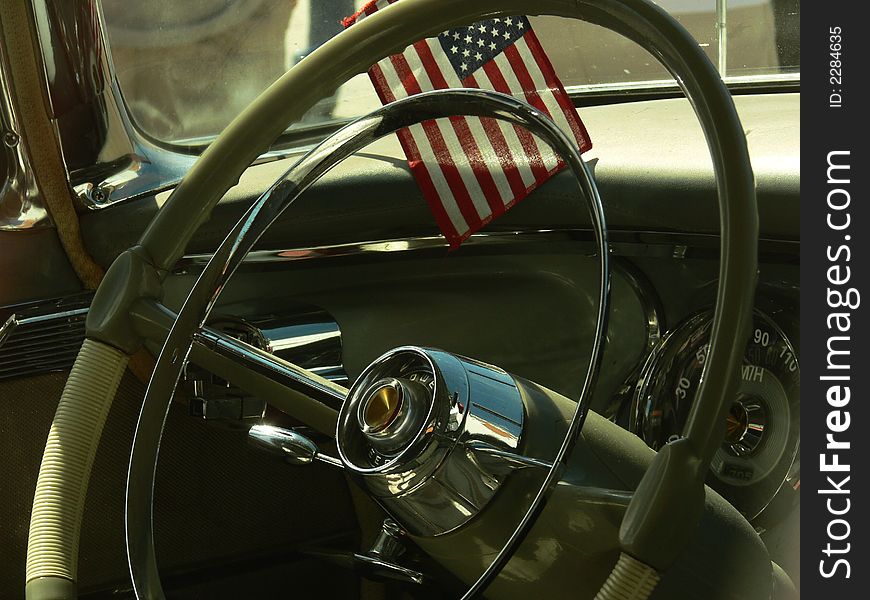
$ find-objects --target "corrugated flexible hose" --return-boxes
[593,553,661,600]
[25,339,129,600]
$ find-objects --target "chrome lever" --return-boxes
[248,424,342,467]
[301,519,427,586]
[464,441,554,471]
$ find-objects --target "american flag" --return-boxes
[343,0,592,247]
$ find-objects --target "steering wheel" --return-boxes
[25,1,757,599]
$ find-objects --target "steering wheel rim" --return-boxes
[125,88,610,600]
[26,1,757,598]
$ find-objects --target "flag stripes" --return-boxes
[345,0,591,246]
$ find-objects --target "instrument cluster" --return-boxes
[619,294,800,527]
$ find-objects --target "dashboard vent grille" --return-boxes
[0,294,91,381]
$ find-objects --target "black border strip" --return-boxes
[802,5,865,596]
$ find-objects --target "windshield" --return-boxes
[101,0,800,144]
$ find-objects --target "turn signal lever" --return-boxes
[248,424,342,467]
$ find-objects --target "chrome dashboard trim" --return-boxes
[176,231,573,268]
[174,229,798,272]
[602,259,666,421]
[616,259,665,355]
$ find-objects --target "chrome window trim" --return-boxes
[27,0,198,213]
[563,72,799,97]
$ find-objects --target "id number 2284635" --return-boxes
[829,26,844,109]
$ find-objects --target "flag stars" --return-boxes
[374,13,582,249]
[437,17,528,77]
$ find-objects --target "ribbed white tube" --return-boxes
[593,553,661,600]
[26,339,128,588]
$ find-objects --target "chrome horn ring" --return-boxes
[125,88,609,599]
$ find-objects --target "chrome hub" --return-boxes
[724,398,767,457]
[356,377,430,455]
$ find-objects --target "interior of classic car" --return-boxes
[1,0,800,598]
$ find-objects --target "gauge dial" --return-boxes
[631,310,800,521]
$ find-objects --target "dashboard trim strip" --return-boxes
[175,229,798,271]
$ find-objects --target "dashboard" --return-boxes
[166,228,800,528]
[148,92,800,521]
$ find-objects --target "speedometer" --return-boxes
[631,309,800,521]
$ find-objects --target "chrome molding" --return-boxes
[615,258,665,355]
[602,259,666,421]
[176,231,571,269]
[175,229,798,273]
[28,0,197,211]
[563,72,800,97]
[0,294,91,379]
[0,22,50,230]
[27,0,318,213]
